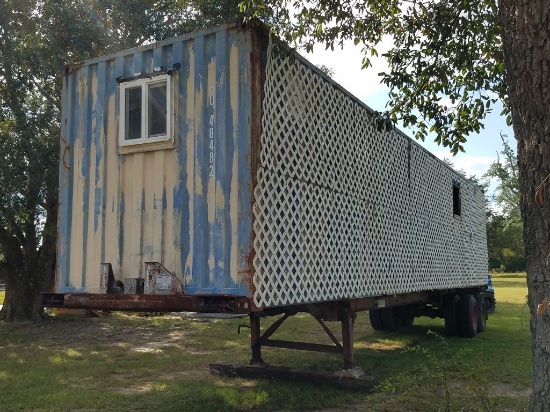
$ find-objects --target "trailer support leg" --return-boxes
[340,304,356,369]
[249,306,356,369]
[250,314,264,365]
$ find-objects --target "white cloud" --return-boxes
[432,150,494,178]
[302,37,393,103]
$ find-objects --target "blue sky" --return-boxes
[304,41,515,181]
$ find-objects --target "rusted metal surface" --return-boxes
[261,339,343,354]
[346,287,486,313]
[144,262,182,294]
[246,23,265,311]
[249,314,263,365]
[312,316,342,349]
[42,292,250,313]
[339,304,356,369]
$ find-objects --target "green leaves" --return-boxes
[484,135,523,271]
[240,0,507,154]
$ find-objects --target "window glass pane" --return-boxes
[148,82,167,137]
[126,87,142,140]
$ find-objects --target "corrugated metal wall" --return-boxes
[57,23,254,295]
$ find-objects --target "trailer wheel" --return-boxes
[381,307,401,331]
[474,293,487,333]
[369,309,385,331]
[459,294,478,338]
[444,294,460,336]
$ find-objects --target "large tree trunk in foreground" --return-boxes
[499,0,550,409]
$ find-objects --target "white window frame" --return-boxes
[119,74,172,147]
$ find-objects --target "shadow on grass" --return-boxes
[0,302,532,411]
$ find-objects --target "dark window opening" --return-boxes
[125,86,142,140]
[453,183,461,216]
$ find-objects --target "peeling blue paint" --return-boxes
[57,23,254,297]
[162,188,167,210]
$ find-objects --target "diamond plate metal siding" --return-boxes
[252,41,488,308]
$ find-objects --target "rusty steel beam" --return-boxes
[42,293,250,313]
[346,291,433,312]
[339,303,356,369]
[261,339,342,354]
[250,314,264,365]
[312,315,343,350]
[258,312,294,344]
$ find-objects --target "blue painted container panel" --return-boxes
[57,23,254,296]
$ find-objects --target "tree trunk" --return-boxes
[0,270,46,321]
[0,195,57,322]
[499,0,550,409]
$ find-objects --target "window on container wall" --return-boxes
[119,74,171,147]
[453,182,461,217]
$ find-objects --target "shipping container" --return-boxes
[45,21,489,368]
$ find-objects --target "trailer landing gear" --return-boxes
[249,302,357,369]
[211,302,375,391]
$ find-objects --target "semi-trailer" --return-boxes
[44,20,489,368]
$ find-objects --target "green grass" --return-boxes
[0,274,531,411]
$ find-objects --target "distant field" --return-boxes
[0,273,531,411]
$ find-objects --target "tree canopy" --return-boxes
[242,0,506,154]
[485,136,524,272]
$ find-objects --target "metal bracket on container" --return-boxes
[116,63,181,83]
[144,262,184,294]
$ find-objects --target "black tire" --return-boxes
[401,313,415,327]
[474,293,487,333]
[381,307,401,331]
[459,294,478,338]
[485,293,496,314]
[401,305,415,327]
[369,308,385,331]
[444,294,461,336]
